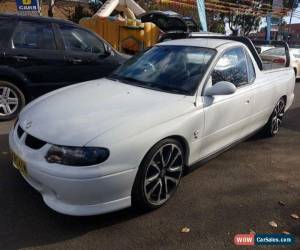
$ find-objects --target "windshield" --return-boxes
[109,45,216,95]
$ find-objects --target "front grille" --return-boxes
[17,126,24,138]
[25,134,47,150]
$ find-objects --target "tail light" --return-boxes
[272,58,285,64]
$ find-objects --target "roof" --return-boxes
[0,13,73,25]
[159,38,239,49]
[190,32,224,37]
[141,10,181,17]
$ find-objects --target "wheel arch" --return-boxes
[293,67,297,77]
[131,134,190,209]
[0,68,30,101]
[136,134,191,169]
[281,95,287,104]
[166,135,190,167]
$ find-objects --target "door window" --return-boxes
[0,19,15,47]
[12,21,56,50]
[59,25,105,54]
[212,47,249,87]
[261,47,285,56]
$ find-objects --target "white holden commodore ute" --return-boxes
[9,38,295,216]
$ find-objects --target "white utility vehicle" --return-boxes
[9,37,295,216]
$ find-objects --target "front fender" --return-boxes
[86,105,204,173]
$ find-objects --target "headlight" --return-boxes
[45,145,109,166]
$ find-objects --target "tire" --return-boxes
[0,80,25,121]
[132,138,184,211]
[262,97,286,137]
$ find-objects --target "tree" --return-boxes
[221,0,299,35]
[226,13,261,35]
[219,0,264,36]
[207,12,225,34]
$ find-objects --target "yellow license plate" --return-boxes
[11,151,27,176]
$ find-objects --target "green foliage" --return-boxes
[217,0,263,35]
[207,13,225,34]
[224,13,261,35]
[219,0,297,35]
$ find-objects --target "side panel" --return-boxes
[252,68,294,129]
[87,100,205,168]
[198,86,254,160]
[3,47,68,98]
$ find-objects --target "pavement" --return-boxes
[0,82,299,250]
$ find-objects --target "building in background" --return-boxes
[0,0,89,19]
[249,23,300,47]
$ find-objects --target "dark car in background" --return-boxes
[0,14,129,121]
[139,11,201,42]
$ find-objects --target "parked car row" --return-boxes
[0,10,202,121]
[1,12,298,122]
[0,14,129,121]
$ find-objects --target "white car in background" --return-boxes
[9,38,295,216]
[261,47,300,78]
[290,48,300,78]
[255,45,275,54]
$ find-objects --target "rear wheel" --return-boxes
[0,81,25,121]
[132,138,184,211]
[262,98,286,137]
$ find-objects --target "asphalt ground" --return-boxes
[0,82,299,250]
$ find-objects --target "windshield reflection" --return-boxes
[109,45,216,95]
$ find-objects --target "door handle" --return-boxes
[13,55,28,61]
[246,100,251,104]
[70,58,83,64]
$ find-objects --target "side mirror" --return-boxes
[104,45,113,56]
[204,81,237,96]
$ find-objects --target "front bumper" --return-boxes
[9,127,138,216]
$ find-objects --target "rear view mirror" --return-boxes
[204,81,236,96]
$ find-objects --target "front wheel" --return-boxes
[0,81,25,121]
[262,98,286,137]
[132,139,184,211]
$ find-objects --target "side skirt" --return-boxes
[186,126,265,174]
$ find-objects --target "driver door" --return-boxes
[57,24,120,83]
[199,47,255,158]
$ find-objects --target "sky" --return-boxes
[284,6,300,24]
[258,6,300,29]
[225,7,300,34]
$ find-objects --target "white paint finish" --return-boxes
[19,79,186,147]
[160,38,239,49]
[9,39,295,215]
[199,85,255,160]
[289,48,300,78]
